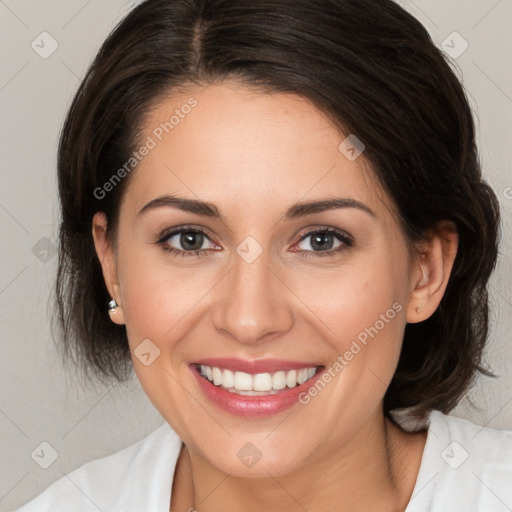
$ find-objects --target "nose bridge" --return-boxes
[212,246,293,344]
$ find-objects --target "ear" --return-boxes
[406,220,458,323]
[92,212,125,325]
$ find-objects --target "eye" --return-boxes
[292,227,353,258]
[155,225,352,259]
[157,226,219,257]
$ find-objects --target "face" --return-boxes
[94,81,425,477]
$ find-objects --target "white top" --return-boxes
[13,410,512,512]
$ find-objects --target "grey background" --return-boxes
[1,0,511,510]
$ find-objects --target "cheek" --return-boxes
[291,260,405,346]
[287,249,409,394]
[115,256,208,420]
[115,243,184,341]
[120,265,210,346]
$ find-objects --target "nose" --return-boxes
[212,250,294,345]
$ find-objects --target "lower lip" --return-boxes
[190,365,325,418]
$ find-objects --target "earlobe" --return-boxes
[108,296,125,325]
[92,212,126,325]
[406,221,458,323]
[107,291,126,325]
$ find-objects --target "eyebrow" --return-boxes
[137,195,376,220]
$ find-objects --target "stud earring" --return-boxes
[108,298,119,315]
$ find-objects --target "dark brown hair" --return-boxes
[55,0,500,417]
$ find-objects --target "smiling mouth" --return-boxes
[193,363,321,396]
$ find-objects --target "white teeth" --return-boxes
[212,367,223,386]
[223,369,234,388]
[253,372,273,392]
[297,368,308,385]
[198,365,318,393]
[272,371,287,390]
[234,371,253,391]
[286,369,297,388]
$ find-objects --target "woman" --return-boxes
[13,0,512,510]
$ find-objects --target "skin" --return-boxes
[92,81,458,512]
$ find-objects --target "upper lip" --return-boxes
[192,357,322,374]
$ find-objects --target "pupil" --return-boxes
[311,233,333,251]
[181,231,203,251]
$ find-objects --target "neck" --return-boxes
[171,410,426,512]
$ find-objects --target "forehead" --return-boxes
[124,81,390,220]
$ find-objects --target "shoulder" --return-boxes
[429,409,512,462]
[13,422,182,512]
[404,410,512,512]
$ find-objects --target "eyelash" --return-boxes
[156,225,353,260]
